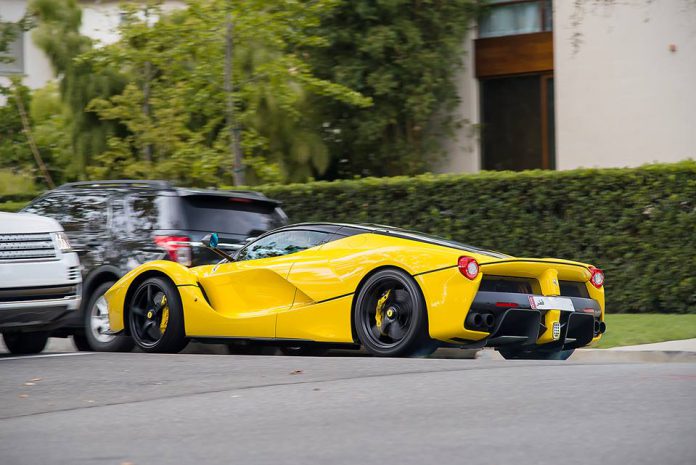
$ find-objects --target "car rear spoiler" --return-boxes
[177,190,281,207]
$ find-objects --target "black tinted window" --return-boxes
[128,195,159,231]
[237,230,329,261]
[110,198,129,234]
[181,196,285,236]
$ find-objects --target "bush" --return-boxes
[259,161,696,314]
[0,200,30,212]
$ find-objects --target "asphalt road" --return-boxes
[1,351,695,465]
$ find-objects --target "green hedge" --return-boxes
[0,200,30,212]
[0,193,36,212]
[259,161,696,314]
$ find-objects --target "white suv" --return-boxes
[0,212,82,354]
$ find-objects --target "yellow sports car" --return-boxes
[103,223,606,359]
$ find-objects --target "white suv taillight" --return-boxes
[154,235,192,266]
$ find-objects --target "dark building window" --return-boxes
[476,0,555,171]
[481,74,554,170]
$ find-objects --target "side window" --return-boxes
[128,195,159,232]
[109,197,129,235]
[237,230,329,261]
[78,193,109,232]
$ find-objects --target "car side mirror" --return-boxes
[201,232,234,262]
[202,233,219,248]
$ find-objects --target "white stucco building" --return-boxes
[439,0,696,173]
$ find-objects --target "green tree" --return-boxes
[310,0,479,178]
[85,0,371,186]
[30,0,126,179]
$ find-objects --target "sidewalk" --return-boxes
[603,338,696,352]
[473,338,696,362]
[569,338,696,363]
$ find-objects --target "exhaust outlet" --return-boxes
[594,320,601,334]
[599,321,606,334]
[466,313,484,329]
[483,313,495,328]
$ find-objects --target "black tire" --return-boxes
[279,345,329,356]
[499,348,575,360]
[72,332,92,351]
[84,282,135,352]
[127,277,188,353]
[353,268,433,357]
[3,331,49,355]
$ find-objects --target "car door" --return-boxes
[192,230,331,338]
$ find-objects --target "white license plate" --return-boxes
[528,295,575,312]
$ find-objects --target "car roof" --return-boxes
[271,222,509,258]
[52,180,279,205]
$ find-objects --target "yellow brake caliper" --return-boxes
[375,290,391,332]
[159,295,169,333]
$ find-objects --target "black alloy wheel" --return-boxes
[354,268,436,357]
[128,277,188,353]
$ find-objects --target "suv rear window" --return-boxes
[180,196,285,236]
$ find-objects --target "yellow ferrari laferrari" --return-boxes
[103,223,606,359]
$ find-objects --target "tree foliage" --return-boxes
[83,0,371,186]
[309,0,479,178]
[30,0,126,179]
[6,0,481,186]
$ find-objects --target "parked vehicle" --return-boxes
[22,180,287,352]
[0,212,82,354]
[103,223,606,359]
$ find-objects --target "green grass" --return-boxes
[593,314,696,348]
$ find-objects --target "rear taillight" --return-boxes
[458,256,479,280]
[154,235,192,267]
[588,266,604,289]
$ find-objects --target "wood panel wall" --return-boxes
[475,32,554,78]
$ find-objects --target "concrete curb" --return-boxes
[570,349,696,363]
[6,338,696,363]
[471,347,696,363]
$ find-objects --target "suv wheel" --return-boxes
[84,282,135,352]
[3,331,49,355]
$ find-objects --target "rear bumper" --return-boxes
[456,291,604,350]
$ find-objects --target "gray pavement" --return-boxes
[1,350,695,465]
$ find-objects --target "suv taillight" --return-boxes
[154,235,192,267]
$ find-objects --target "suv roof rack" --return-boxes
[56,180,174,190]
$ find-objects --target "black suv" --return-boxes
[22,180,287,351]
